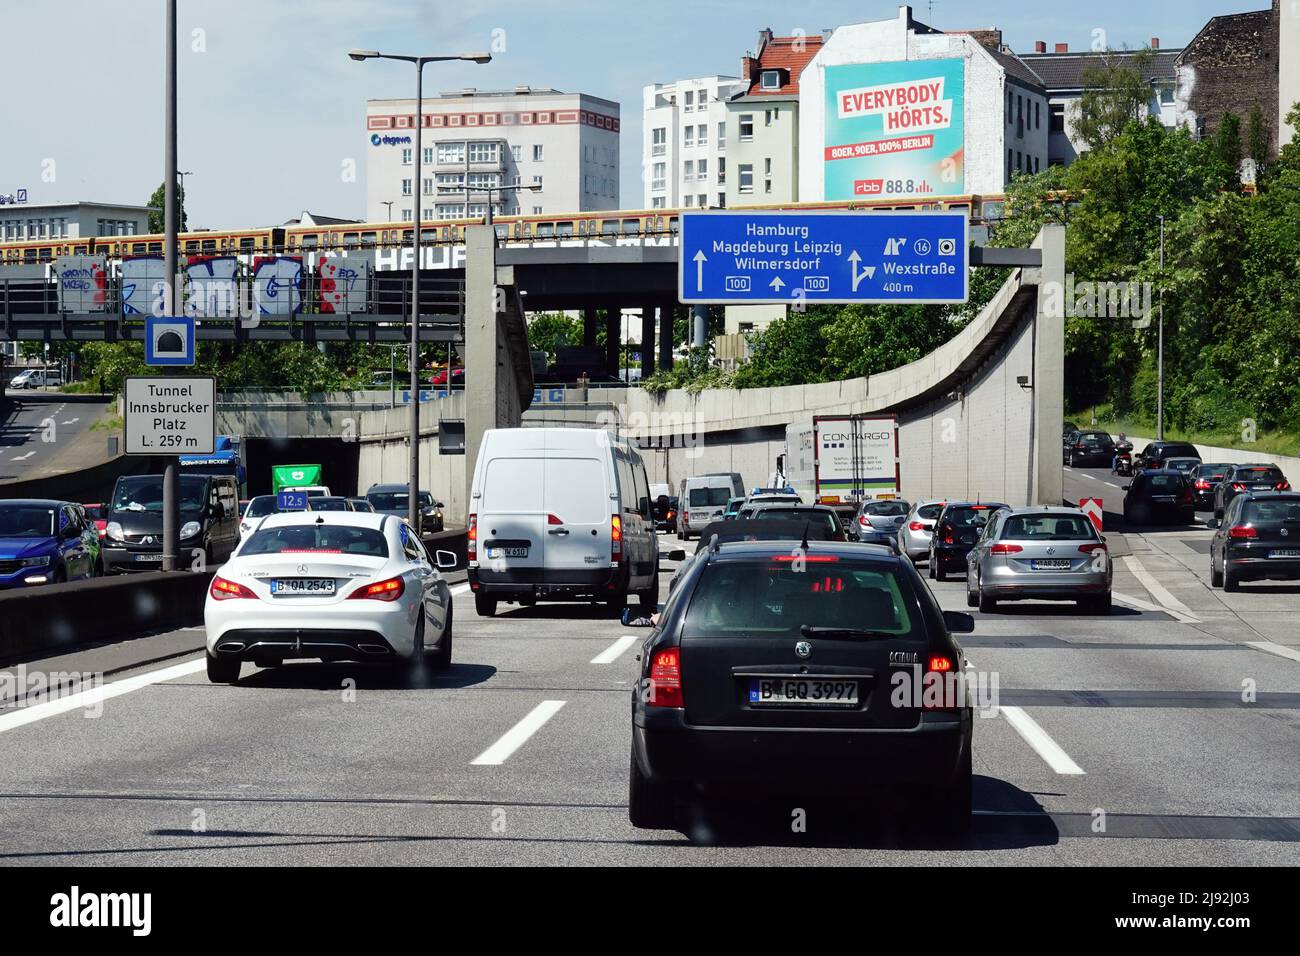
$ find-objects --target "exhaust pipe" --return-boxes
[217,642,246,653]
[357,644,391,655]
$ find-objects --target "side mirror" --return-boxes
[1205,518,1218,530]
[667,549,687,561]
[435,502,444,509]
[943,610,975,634]
[434,549,458,570]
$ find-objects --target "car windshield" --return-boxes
[244,497,279,518]
[1002,514,1096,540]
[944,506,998,528]
[689,487,732,507]
[241,525,389,557]
[865,501,908,516]
[82,505,102,520]
[1241,500,1300,525]
[917,503,944,520]
[1235,468,1284,482]
[683,556,916,637]
[112,476,208,514]
[752,509,839,533]
[0,504,57,538]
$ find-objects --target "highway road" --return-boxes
[1,521,1297,866]
[0,391,112,484]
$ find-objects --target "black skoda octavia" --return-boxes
[629,539,974,835]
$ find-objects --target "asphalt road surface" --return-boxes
[0,391,111,484]
[0,525,1297,866]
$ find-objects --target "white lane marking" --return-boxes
[0,658,205,735]
[471,700,566,766]
[60,418,80,425]
[1111,589,1201,624]
[1246,641,1300,665]
[999,706,1085,775]
[591,634,639,665]
[1122,554,1198,622]
[11,452,34,461]
[1081,473,1099,481]
[449,583,470,596]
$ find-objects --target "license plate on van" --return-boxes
[487,547,528,558]
[749,678,858,706]
[270,578,335,595]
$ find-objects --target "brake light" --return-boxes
[859,515,870,526]
[667,510,675,519]
[990,543,1022,554]
[770,553,839,563]
[1194,479,1210,490]
[1078,542,1107,554]
[1278,482,1292,491]
[1232,483,1246,492]
[909,521,925,531]
[348,575,405,601]
[1075,443,1086,450]
[927,655,954,673]
[648,647,683,708]
[943,532,955,544]
[611,514,622,560]
[210,576,256,600]
[467,513,477,562]
[1229,525,1257,539]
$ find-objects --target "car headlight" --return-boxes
[19,556,51,567]
[181,521,201,539]
[105,522,124,542]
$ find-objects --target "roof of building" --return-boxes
[0,200,152,214]
[984,46,1049,90]
[1017,48,1181,91]
[737,31,825,97]
[1177,9,1274,66]
[283,211,363,227]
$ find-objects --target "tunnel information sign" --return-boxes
[124,376,216,456]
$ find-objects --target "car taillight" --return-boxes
[667,510,675,519]
[647,647,683,708]
[924,655,958,711]
[1194,479,1210,490]
[942,531,954,544]
[1229,526,1257,539]
[1232,483,1246,492]
[1078,542,1107,554]
[859,515,870,526]
[1277,482,1292,491]
[1075,443,1086,450]
[467,513,477,562]
[990,543,1022,554]
[348,575,405,601]
[210,576,256,600]
[611,514,622,559]
[909,521,925,531]
[927,655,954,673]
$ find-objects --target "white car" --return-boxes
[204,511,457,684]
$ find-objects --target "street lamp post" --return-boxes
[1157,215,1165,441]
[349,48,491,533]
[382,200,394,221]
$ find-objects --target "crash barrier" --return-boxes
[0,571,210,662]
[0,453,163,502]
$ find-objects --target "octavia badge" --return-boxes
[795,641,812,659]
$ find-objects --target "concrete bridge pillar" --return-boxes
[1031,224,1066,506]
[640,304,656,379]
[658,302,675,371]
[604,306,620,379]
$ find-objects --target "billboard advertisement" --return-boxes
[823,57,965,201]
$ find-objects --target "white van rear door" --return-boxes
[478,456,547,572]
[543,457,609,572]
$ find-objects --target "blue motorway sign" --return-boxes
[145,315,196,366]
[679,210,968,305]
[278,490,309,512]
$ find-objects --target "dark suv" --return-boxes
[1212,464,1291,520]
[1210,492,1300,591]
[1063,430,1115,467]
[929,502,1009,581]
[1134,441,1200,471]
[1122,470,1194,525]
[629,540,975,836]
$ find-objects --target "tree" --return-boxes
[1246,105,1271,170]
[524,313,582,363]
[1213,112,1242,175]
[146,180,188,234]
[1072,49,1156,151]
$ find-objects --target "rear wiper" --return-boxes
[799,625,894,640]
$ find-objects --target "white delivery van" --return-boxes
[678,475,735,538]
[9,368,63,389]
[467,427,659,617]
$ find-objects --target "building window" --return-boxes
[468,172,499,189]
[652,197,665,209]
[511,144,522,162]
[1049,102,1065,134]
[717,192,725,208]
[423,147,433,164]
[765,109,773,127]
[532,175,543,190]
[739,114,754,141]
[683,126,694,147]
[424,177,434,195]
[718,121,726,147]
[718,157,726,183]
[402,148,412,165]
[532,206,543,215]
[402,209,413,222]
[1007,148,1013,178]
[652,162,666,191]
[437,142,465,164]
[468,141,498,163]
[697,124,707,145]
[684,159,694,181]
[697,193,707,208]
[698,89,708,107]
[532,144,544,162]
[738,164,753,194]
[401,179,412,196]
[760,70,781,90]
[1158,83,1175,105]
[1035,101,1041,129]
[698,158,708,180]
[764,158,772,175]
[652,127,666,156]
[684,195,693,207]
[437,172,465,187]
[684,90,694,111]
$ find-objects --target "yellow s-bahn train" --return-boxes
[0,194,1013,266]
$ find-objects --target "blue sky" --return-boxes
[0,1,1270,228]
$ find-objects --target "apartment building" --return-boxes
[641,75,746,210]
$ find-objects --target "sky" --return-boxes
[0,0,1273,229]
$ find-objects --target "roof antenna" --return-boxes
[315,515,325,524]
[800,520,810,552]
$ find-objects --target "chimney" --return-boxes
[741,55,758,82]
[1151,37,1160,49]
[1034,40,1046,53]
[1055,42,1069,53]
[757,27,773,54]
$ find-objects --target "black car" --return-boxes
[1063,430,1115,467]
[1212,463,1291,520]
[306,496,354,512]
[1189,463,1232,510]
[102,473,241,573]
[1210,492,1300,591]
[929,502,1008,581]
[629,540,975,835]
[1122,469,1195,525]
[745,503,846,541]
[1134,441,1200,472]
[366,483,444,533]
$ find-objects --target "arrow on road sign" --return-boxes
[693,250,707,292]
[847,251,876,292]
[769,277,785,292]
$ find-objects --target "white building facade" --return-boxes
[365,88,620,224]
[0,201,152,243]
[641,75,746,210]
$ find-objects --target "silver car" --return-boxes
[965,506,1112,614]
[896,499,946,561]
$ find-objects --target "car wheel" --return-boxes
[398,613,426,680]
[978,589,997,613]
[628,744,676,830]
[206,652,240,684]
[429,602,453,671]
[1085,593,1111,615]
[1210,556,1224,588]
[933,556,946,582]
[965,574,978,608]
[474,593,497,617]
[928,549,936,579]
[1224,567,1240,592]
[927,738,972,836]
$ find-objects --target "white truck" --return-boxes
[784,414,900,505]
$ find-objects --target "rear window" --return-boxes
[753,509,839,533]
[1195,464,1230,478]
[917,504,944,520]
[943,506,998,528]
[1233,467,1284,482]
[244,497,279,518]
[1002,514,1097,540]
[1160,444,1198,458]
[309,499,349,511]
[683,556,916,637]
[1143,474,1186,492]
[1241,499,1300,525]
[689,486,732,507]
[241,525,389,557]
[1078,432,1111,444]
[865,501,908,516]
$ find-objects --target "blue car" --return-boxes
[0,499,98,588]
